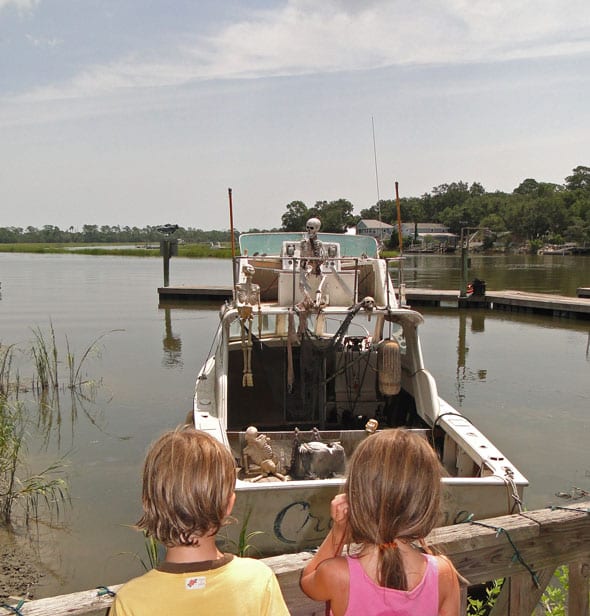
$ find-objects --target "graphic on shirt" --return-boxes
[185,576,206,590]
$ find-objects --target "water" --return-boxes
[0,252,588,597]
[401,252,589,296]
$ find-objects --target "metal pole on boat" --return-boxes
[395,181,406,304]
[228,188,237,301]
[395,181,403,254]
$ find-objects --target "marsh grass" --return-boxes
[0,242,234,258]
[0,344,18,397]
[221,508,264,557]
[118,528,163,572]
[0,396,69,525]
[31,324,121,393]
[31,324,59,391]
[0,323,119,526]
[141,532,162,570]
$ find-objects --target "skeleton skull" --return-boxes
[305,217,321,237]
[242,264,255,278]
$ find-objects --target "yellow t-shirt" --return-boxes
[109,554,289,616]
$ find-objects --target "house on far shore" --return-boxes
[400,222,450,237]
[356,219,394,241]
[401,222,458,253]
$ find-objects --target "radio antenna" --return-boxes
[371,116,381,211]
[371,116,384,246]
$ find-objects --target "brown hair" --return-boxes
[345,428,443,590]
[136,426,236,546]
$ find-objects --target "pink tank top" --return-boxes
[343,553,439,616]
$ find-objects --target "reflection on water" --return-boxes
[0,252,588,599]
[162,308,182,368]
[402,253,590,296]
[454,312,488,407]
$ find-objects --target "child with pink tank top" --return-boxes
[300,428,460,615]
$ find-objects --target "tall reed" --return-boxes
[0,396,68,525]
[0,343,19,398]
[31,324,59,391]
[1,324,119,526]
[31,324,120,392]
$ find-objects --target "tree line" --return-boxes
[0,224,234,245]
[281,166,590,248]
[2,166,588,248]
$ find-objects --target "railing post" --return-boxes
[569,559,590,615]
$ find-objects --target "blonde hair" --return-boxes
[345,428,443,590]
[137,426,236,546]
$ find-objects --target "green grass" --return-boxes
[0,242,234,258]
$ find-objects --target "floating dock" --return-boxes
[158,285,590,320]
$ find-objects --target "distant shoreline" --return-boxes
[0,243,406,259]
[0,243,233,259]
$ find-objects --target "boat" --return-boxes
[190,219,527,556]
[538,243,577,255]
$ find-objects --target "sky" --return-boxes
[1,0,589,232]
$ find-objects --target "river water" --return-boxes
[0,252,588,597]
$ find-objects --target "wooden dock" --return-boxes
[3,501,589,615]
[158,286,590,320]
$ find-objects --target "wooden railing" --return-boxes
[1,501,588,616]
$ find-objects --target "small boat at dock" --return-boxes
[538,242,577,255]
[190,219,528,556]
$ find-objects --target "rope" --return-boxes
[430,411,476,449]
[469,519,540,588]
[240,312,254,387]
[490,471,524,514]
[0,600,25,615]
[549,505,590,514]
[96,585,117,597]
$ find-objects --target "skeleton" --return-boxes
[365,418,379,433]
[242,426,286,482]
[299,217,327,306]
[236,264,260,306]
[235,264,261,387]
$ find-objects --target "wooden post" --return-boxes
[460,227,469,297]
[569,559,590,615]
[161,240,171,287]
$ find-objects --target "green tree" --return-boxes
[513,178,540,195]
[565,165,590,192]
[281,201,309,231]
[313,199,355,233]
[82,225,99,242]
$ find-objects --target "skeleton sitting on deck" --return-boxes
[242,426,286,482]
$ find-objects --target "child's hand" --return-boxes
[330,493,349,549]
[330,493,348,524]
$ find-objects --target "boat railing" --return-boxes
[8,500,589,615]
[234,254,402,309]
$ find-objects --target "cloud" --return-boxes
[0,0,39,14]
[196,0,590,74]
[8,0,590,102]
[25,33,62,48]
